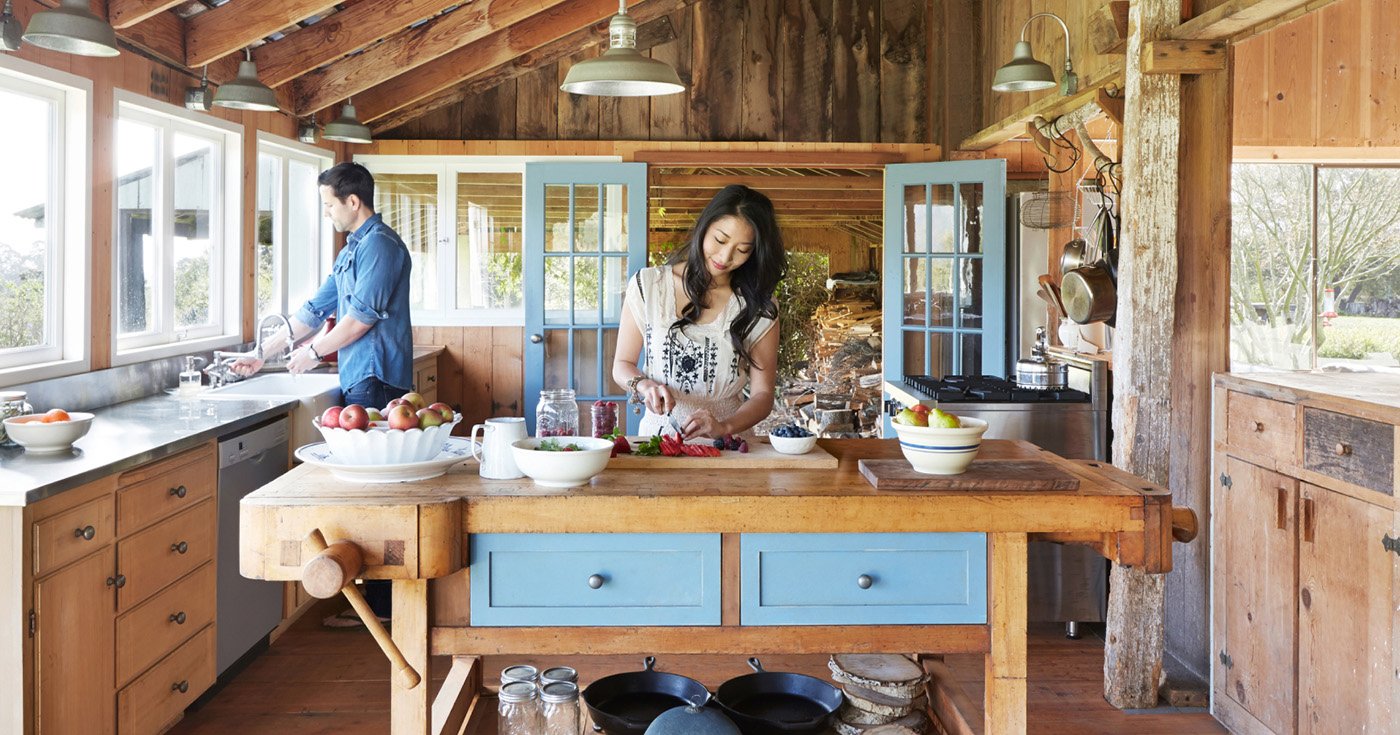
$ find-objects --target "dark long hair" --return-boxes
[666,185,786,370]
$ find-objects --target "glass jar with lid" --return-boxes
[536,389,578,438]
[540,681,582,735]
[497,681,541,735]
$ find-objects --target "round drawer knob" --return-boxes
[171,541,189,555]
[74,525,95,541]
[857,574,874,590]
[170,611,187,625]
[106,574,126,589]
[1334,442,1352,457]
[1253,421,1264,432]
[172,680,189,694]
[169,485,187,499]
[588,574,605,589]
[530,334,544,344]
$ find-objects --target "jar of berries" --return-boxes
[590,400,619,438]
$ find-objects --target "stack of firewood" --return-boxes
[829,654,932,734]
[806,291,883,437]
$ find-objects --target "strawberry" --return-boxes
[612,434,631,457]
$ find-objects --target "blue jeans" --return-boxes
[342,376,410,411]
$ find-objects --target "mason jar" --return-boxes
[540,681,582,735]
[0,391,34,447]
[540,666,578,686]
[501,664,538,686]
[536,389,578,438]
[497,681,541,735]
[590,401,619,438]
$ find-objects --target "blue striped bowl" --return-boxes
[891,417,989,475]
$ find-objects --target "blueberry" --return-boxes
[712,438,725,449]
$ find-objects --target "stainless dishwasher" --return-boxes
[217,417,289,675]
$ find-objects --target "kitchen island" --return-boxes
[240,438,1182,735]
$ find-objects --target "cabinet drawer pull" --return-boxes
[169,485,187,498]
[1252,421,1264,433]
[587,574,605,589]
[1276,488,1288,531]
[170,611,187,625]
[106,574,126,589]
[172,680,189,694]
[427,375,437,383]
[171,541,189,555]
[74,525,95,541]
[1333,442,1352,457]
[1302,496,1316,544]
[857,574,874,590]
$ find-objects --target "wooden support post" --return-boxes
[1106,0,1179,710]
[432,656,481,735]
[1140,40,1229,74]
[985,532,1028,733]
[392,580,431,735]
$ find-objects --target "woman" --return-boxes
[613,184,787,439]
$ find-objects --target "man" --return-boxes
[235,161,411,625]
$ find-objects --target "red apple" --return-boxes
[385,398,407,411]
[428,402,454,423]
[386,404,419,430]
[417,407,445,428]
[339,404,369,431]
[319,406,342,429]
[365,407,384,423]
[401,392,427,410]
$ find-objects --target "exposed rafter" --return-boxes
[109,0,186,30]
[292,0,581,116]
[186,0,340,69]
[1169,0,1340,41]
[253,0,461,89]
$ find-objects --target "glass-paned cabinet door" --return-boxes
[524,163,646,434]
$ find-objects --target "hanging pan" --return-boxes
[1060,197,1118,326]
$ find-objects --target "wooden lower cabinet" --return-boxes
[34,546,116,735]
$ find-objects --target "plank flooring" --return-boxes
[168,603,1226,735]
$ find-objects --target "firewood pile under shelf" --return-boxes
[781,283,882,438]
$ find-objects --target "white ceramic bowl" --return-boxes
[510,436,614,488]
[890,417,989,475]
[3,412,94,453]
[769,434,818,455]
[314,416,461,465]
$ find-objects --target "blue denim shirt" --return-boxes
[294,213,414,392]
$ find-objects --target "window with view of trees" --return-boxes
[255,136,333,321]
[0,57,89,380]
[1231,163,1400,372]
[115,96,241,359]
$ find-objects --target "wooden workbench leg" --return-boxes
[985,532,1028,734]
[392,580,430,735]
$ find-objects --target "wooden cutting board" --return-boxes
[607,436,839,469]
[857,459,1080,491]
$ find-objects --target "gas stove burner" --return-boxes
[904,374,1090,404]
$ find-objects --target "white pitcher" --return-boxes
[470,417,527,479]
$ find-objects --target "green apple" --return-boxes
[365,407,384,422]
[930,408,961,429]
[896,408,929,427]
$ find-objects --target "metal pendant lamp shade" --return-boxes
[21,0,119,58]
[322,102,372,144]
[1,0,23,52]
[991,41,1056,92]
[560,2,684,97]
[214,53,278,112]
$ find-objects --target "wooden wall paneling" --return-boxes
[779,0,834,142]
[879,0,926,143]
[649,7,694,139]
[690,0,745,140]
[409,99,466,142]
[463,82,518,140]
[557,49,602,139]
[943,0,983,155]
[831,0,880,142]
[741,0,782,141]
[88,54,118,370]
[460,327,497,427]
[1231,34,1270,144]
[1316,0,1366,145]
[490,326,525,421]
[598,93,652,141]
[1371,0,1400,143]
[1265,10,1318,144]
[516,65,561,140]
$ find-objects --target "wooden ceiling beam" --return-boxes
[651,190,884,204]
[1140,40,1227,75]
[1169,0,1339,41]
[252,0,460,89]
[367,0,690,134]
[109,0,185,30]
[651,174,882,192]
[293,0,580,116]
[186,0,340,69]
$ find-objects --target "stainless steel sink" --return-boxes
[202,373,341,448]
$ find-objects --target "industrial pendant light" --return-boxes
[322,100,372,144]
[560,0,684,97]
[991,12,1077,95]
[213,48,279,112]
[1,0,23,52]
[22,0,119,58]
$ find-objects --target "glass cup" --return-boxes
[0,390,34,447]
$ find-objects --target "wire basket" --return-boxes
[1021,190,1078,230]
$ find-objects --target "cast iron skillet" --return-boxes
[582,656,710,735]
[714,658,844,735]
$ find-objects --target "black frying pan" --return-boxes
[714,658,844,735]
[581,656,710,735]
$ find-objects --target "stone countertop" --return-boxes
[0,393,298,507]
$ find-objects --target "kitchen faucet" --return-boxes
[205,313,295,387]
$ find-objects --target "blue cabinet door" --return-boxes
[524,162,648,435]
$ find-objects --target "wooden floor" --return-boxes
[169,603,1226,735]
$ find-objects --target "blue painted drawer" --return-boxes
[740,533,987,625]
[469,534,722,626]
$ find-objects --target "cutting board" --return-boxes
[857,459,1080,491]
[607,436,839,469]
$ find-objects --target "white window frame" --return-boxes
[355,154,618,327]
[255,132,334,319]
[0,55,91,386]
[112,90,242,364]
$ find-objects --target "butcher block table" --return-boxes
[240,439,1180,735]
